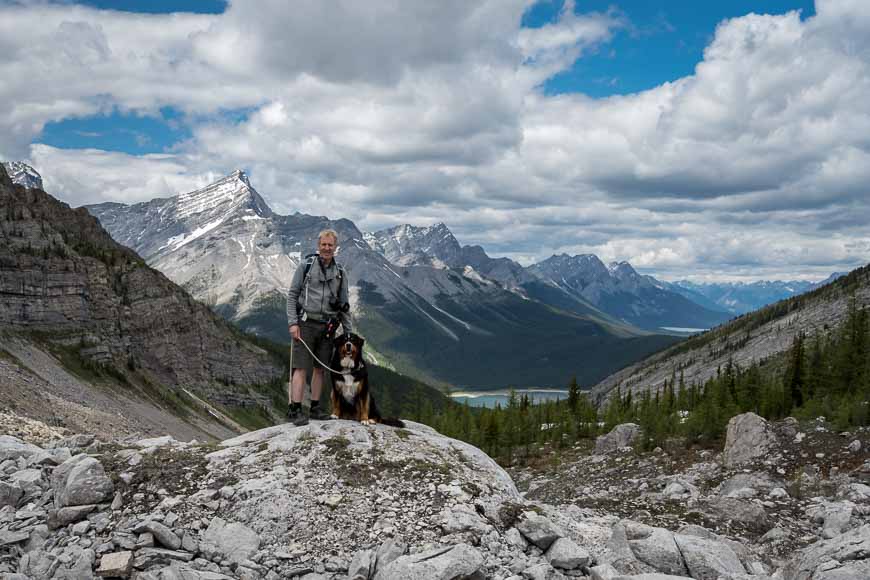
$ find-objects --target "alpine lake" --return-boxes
[449,388,569,408]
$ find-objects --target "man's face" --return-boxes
[318,235,336,262]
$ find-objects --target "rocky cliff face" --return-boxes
[0,165,281,402]
[591,264,870,402]
[0,411,867,579]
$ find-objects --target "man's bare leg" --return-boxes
[311,368,325,403]
[291,368,306,403]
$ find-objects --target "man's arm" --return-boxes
[286,261,306,328]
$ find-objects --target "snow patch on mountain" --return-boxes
[2,161,43,190]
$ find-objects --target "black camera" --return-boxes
[330,299,350,313]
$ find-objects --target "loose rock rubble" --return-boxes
[0,412,868,579]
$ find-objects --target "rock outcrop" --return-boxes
[1,409,869,579]
[723,413,777,467]
[595,423,642,454]
[0,164,281,417]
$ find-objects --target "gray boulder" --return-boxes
[200,517,260,564]
[440,504,493,537]
[701,497,771,532]
[0,481,23,508]
[545,536,590,569]
[516,511,564,550]
[595,423,641,454]
[673,534,746,580]
[348,549,375,580]
[783,523,870,580]
[373,544,484,580]
[51,454,114,508]
[717,472,780,498]
[0,435,43,461]
[723,413,777,467]
[133,520,182,550]
[606,520,686,576]
[375,537,407,571]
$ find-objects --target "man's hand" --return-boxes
[290,324,301,341]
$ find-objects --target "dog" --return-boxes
[329,332,403,427]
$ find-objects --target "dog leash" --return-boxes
[295,336,346,374]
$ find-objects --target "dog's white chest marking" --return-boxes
[338,371,360,403]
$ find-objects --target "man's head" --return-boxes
[318,229,338,263]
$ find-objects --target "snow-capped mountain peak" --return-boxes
[176,169,272,221]
[367,222,462,268]
[2,161,43,190]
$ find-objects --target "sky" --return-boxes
[1,0,868,282]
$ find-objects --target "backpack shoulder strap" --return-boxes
[302,253,318,280]
[334,261,346,294]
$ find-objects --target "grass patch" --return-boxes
[217,403,276,431]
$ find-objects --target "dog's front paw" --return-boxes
[330,414,338,419]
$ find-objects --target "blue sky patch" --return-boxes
[69,0,226,14]
[523,0,816,97]
[38,108,192,154]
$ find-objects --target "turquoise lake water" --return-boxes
[450,389,568,408]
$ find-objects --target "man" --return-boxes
[286,229,353,426]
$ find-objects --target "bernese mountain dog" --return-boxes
[329,332,404,427]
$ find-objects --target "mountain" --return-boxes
[0,164,284,440]
[87,171,678,389]
[2,161,43,190]
[366,225,730,331]
[590,263,870,402]
[669,277,847,315]
[525,255,733,331]
[366,223,536,293]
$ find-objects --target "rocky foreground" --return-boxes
[0,412,868,579]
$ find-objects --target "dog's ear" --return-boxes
[333,333,347,346]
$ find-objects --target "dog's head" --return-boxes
[334,332,364,368]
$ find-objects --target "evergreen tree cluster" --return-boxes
[414,377,598,464]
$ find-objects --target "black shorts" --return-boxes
[291,319,333,370]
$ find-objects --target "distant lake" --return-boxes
[660,326,707,334]
[450,388,568,408]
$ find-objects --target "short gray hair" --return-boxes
[318,229,338,244]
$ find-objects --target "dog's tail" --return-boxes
[378,417,405,428]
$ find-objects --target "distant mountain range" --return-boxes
[75,168,676,388]
[667,276,846,315]
[364,224,733,331]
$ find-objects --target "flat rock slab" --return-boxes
[374,543,484,580]
[0,435,43,461]
[201,517,259,564]
[97,551,133,578]
[0,530,30,546]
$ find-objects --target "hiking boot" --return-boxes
[293,411,310,427]
[286,404,302,423]
[309,404,331,421]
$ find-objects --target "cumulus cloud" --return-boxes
[1,0,869,280]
